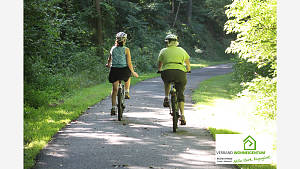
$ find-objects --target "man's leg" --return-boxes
[163,82,171,107]
[175,71,187,125]
[178,101,186,125]
[164,82,171,97]
[178,102,184,116]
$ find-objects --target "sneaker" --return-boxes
[125,92,130,99]
[180,115,186,125]
[111,107,116,116]
[163,97,170,107]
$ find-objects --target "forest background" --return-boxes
[24,0,276,120]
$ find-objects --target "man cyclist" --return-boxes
[157,34,191,125]
[106,32,139,115]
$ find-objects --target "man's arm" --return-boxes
[158,61,163,71]
[185,59,191,72]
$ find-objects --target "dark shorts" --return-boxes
[161,69,187,102]
[109,66,131,83]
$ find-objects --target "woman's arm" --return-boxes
[125,48,139,77]
[106,54,112,67]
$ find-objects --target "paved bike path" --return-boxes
[34,63,237,169]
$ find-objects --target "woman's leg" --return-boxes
[125,78,131,99]
[111,81,119,106]
[124,67,131,99]
[125,78,130,91]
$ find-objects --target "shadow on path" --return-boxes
[34,64,237,169]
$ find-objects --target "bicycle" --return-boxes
[157,71,191,132]
[106,64,126,121]
[117,80,125,121]
[169,81,179,132]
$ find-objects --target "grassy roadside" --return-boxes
[192,73,277,169]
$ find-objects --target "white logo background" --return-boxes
[216,134,275,164]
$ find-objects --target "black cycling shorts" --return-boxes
[161,69,187,102]
[108,66,131,83]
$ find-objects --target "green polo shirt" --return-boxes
[158,45,190,72]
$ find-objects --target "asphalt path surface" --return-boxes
[34,63,237,169]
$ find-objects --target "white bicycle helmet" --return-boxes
[116,32,127,42]
[165,34,178,42]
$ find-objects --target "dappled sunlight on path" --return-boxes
[34,64,237,169]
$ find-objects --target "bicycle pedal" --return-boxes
[180,120,186,125]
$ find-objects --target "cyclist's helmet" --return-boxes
[116,32,127,42]
[165,34,178,42]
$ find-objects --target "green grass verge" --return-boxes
[23,59,231,169]
[192,72,242,106]
[190,57,232,69]
[209,127,241,140]
[192,73,277,169]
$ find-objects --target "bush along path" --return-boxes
[34,63,236,169]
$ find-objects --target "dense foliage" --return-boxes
[24,0,233,108]
[224,0,277,119]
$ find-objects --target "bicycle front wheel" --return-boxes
[171,91,179,132]
[117,86,124,121]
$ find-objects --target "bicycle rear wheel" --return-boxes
[171,90,179,132]
[117,84,124,121]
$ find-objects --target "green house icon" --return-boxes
[243,135,256,150]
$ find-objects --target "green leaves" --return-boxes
[225,0,277,119]
[225,0,277,69]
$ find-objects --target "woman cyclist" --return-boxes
[157,34,191,125]
[106,32,139,115]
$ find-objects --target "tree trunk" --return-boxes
[172,1,181,27]
[95,0,103,45]
[171,0,175,15]
[187,0,192,25]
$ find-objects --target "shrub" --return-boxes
[241,76,277,120]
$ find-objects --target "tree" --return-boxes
[187,0,192,25]
[172,0,181,27]
[171,0,175,14]
[94,0,103,45]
